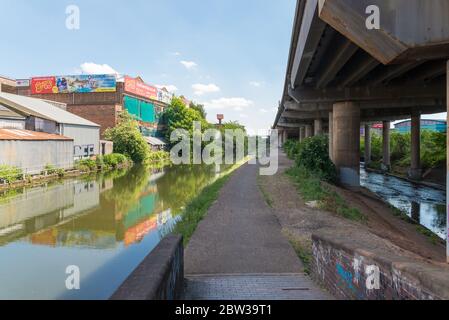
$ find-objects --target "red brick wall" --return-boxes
[67,104,122,137]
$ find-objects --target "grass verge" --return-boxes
[283,230,313,275]
[286,166,366,222]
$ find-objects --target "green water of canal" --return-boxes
[0,164,223,300]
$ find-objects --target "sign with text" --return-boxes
[124,76,158,101]
[31,74,116,94]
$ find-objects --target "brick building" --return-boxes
[16,75,171,138]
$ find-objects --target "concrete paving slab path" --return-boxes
[184,163,332,300]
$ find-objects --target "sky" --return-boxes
[0,0,297,133]
[0,0,445,132]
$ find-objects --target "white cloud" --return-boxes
[240,114,248,119]
[203,97,254,111]
[192,83,220,96]
[260,108,269,113]
[249,81,263,87]
[155,84,178,93]
[180,60,198,70]
[79,62,119,75]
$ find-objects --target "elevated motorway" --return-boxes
[274,0,449,186]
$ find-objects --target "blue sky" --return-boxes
[0,0,297,132]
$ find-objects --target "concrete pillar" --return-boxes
[382,121,391,171]
[329,112,333,160]
[299,126,305,142]
[305,124,313,138]
[283,130,288,145]
[364,124,371,167]
[446,60,449,263]
[278,129,283,147]
[409,113,422,180]
[314,119,323,136]
[333,102,360,188]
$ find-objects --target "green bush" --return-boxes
[0,165,23,184]
[295,135,337,182]
[421,130,446,168]
[146,151,170,164]
[103,153,129,169]
[75,159,97,172]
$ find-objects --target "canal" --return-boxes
[360,167,446,240]
[0,164,222,300]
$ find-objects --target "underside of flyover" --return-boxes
[275,0,449,189]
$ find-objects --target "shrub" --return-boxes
[146,151,170,164]
[75,159,97,172]
[103,153,129,169]
[0,165,23,184]
[295,135,337,182]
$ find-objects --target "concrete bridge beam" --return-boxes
[364,124,371,168]
[333,102,360,188]
[409,113,422,180]
[299,126,305,142]
[382,121,391,172]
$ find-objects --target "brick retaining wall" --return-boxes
[311,233,449,300]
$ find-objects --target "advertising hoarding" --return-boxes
[124,76,158,100]
[31,74,116,94]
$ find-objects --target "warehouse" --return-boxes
[0,129,74,175]
[0,92,101,159]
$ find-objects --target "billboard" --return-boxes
[124,76,158,100]
[31,74,116,94]
[157,88,173,104]
[16,79,30,87]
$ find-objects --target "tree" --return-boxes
[104,111,149,163]
[189,102,207,119]
[163,97,209,144]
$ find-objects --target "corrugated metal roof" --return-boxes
[0,92,100,127]
[145,136,167,146]
[0,129,73,141]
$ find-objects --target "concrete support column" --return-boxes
[305,124,313,138]
[283,130,288,145]
[299,126,305,142]
[364,124,371,167]
[382,121,391,171]
[409,113,422,180]
[329,112,333,160]
[446,60,449,263]
[278,129,284,147]
[314,119,323,136]
[333,102,360,188]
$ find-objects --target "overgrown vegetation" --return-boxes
[104,111,151,163]
[75,153,130,172]
[284,136,365,222]
[0,165,23,184]
[361,130,446,171]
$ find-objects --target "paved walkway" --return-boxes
[184,163,331,300]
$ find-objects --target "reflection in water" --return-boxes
[0,164,219,299]
[360,166,446,239]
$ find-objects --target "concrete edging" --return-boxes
[110,234,184,300]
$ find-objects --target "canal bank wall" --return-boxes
[311,232,449,300]
[110,235,184,300]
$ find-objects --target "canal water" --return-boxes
[0,164,222,300]
[360,166,446,240]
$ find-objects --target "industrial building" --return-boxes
[15,75,172,138]
[0,129,74,175]
[394,119,447,134]
[0,92,101,159]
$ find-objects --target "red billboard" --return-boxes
[31,77,57,94]
[124,76,158,100]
